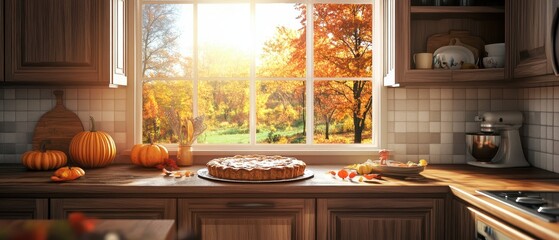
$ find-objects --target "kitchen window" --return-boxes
[137,0,383,153]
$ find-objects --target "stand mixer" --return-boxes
[466,111,530,168]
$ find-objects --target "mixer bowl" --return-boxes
[466,132,501,162]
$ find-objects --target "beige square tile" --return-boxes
[40,89,52,99]
[115,111,126,121]
[406,132,418,143]
[554,86,559,99]
[102,89,115,100]
[114,133,127,144]
[65,89,78,100]
[418,133,430,144]
[478,89,490,99]
[78,100,90,111]
[440,144,453,154]
[465,100,477,111]
[452,100,465,110]
[90,100,103,111]
[15,89,27,99]
[27,89,41,99]
[406,112,418,121]
[441,100,453,111]
[406,89,418,100]
[465,89,478,100]
[406,100,418,111]
[441,122,453,132]
[394,122,407,133]
[491,89,503,99]
[429,144,441,155]
[453,122,465,132]
[406,144,419,155]
[386,88,395,100]
[90,89,103,100]
[452,89,465,99]
[418,111,429,122]
[102,100,115,111]
[418,100,429,111]
[15,112,27,121]
[503,88,518,99]
[395,88,407,100]
[395,111,406,121]
[394,133,406,144]
[478,100,491,111]
[114,121,127,132]
[65,100,78,111]
[429,154,441,164]
[78,89,90,100]
[429,122,441,133]
[418,122,429,132]
[102,111,115,121]
[418,89,429,99]
[27,100,41,111]
[394,100,406,111]
[407,122,418,132]
[387,100,395,111]
[452,111,465,121]
[441,111,453,122]
[15,100,27,111]
[441,88,453,99]
[430,100,441,111]
[441,133,453,144]
[387,133,395,144]
[40,99,53,111]
[490,100,503,111]
[418,144,429,154]
[429,89,441,99]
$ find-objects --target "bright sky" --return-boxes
[175,3,302,58]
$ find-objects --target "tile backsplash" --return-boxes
[1,85,558,173]
[0,87,128,163]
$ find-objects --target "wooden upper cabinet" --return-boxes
[510,0,558,79]
[391,0,507,87]
[4,0,126,87]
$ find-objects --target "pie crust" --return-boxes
[206,155,306,181]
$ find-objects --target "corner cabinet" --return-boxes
[390,1,507,87]
[510,0,559,82]
[317,198,446,240]
[178,198,315,240]
[4,0,127,87]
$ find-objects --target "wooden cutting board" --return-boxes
[32,90,84,157]
[426,30,486,57]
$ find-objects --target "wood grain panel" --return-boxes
[317,198,446,240]
[0,198,48,219]
[1,0,4,82]
[448,198,475,240]
[178,198,315,240]
[50,198,177,220]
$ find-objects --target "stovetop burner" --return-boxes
[477,190,559,223]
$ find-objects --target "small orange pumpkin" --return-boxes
[69,116,116,168]
[130,137,169,167]
[51,166,85,182]
[21,142,67,170]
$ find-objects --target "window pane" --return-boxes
[198,4,250,78]
[314,80,372,144]
[142,4,193,78]
[257,80,306,144]
[313,4,373,78]
[198,80,249,144]
[143,80,193,143]
[255,4,306,78]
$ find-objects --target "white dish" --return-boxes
[433,45,475,70]
[368,160,426,176]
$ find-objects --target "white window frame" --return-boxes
[132,0,387,156]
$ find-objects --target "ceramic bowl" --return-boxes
[484,43,505,57]
[433,45,475,70]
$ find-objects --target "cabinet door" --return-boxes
[449,198,475,240]
[317,198,445,240]
[4,0,126,86]
[50,198,176,220]
[178,198,315,240]
[0,198,48,219]
[510,0,557,78]
[1,0,4,83]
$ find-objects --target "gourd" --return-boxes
[130,138,169,167]
[69,116,116,168]
[21,142,67,170]
[51,166,85,182]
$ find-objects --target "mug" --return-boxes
[413,53,433,69]
[483,56,504,68]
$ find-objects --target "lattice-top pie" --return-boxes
[206,155,306,181]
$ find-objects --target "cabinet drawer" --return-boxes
[0,198,48,219]
[179,198,315,240]
[50,198,176,220]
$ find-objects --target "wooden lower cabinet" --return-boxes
[449,198,475,239]
[0,198,48,219]
[317,198,446,240]
[50,198,176,220]
[178,198,315,240]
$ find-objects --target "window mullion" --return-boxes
[305,2,314,145]
[193,3,199,121]
[250,0,257,145]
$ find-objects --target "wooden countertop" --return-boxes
[1,164,558,239]
[0,219,176,240]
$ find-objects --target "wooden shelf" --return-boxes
[411,6,504,14]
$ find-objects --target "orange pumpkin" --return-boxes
[51,166,85,182]
[130,139,169,167]
[69,116,116,168]
[21,142,67,170]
